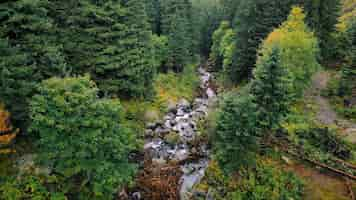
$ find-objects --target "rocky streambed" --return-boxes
[140,67,217,200]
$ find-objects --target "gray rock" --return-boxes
[206,88,216,98]
[146,122,157,130]
[173,149,189,162]
[132,192,141,200]
[178,98,190,108]
[177,108,186,116]
[144,129,154,137]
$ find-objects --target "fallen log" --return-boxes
[333,158,356,171]
[286,149,356,181]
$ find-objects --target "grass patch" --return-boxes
[121,62,200,128]
[155,62,200,106]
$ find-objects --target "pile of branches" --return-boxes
[135,160,183,200]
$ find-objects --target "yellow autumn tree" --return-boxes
[0,104,17,152]
[262,6,320,96]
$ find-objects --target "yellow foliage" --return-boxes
[261,6,320,95]
[0,106,17,147]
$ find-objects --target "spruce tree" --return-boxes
[49,0,155,98]
[262,7,320,96]
[0,0,66,127]
[231,0,299,82]
[304,0,341,60]
[160,0,194,72]
[339,19,356,98]
[144,0,161,34]
[250,47,293,131]
[213,89,258,173]
[210,21,231,70]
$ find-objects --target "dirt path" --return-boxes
[307,71,356,143]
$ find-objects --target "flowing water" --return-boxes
[143,67,216,199]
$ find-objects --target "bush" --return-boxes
[0,174,66,200]
[229,164,304,200]
[30,76,138,199]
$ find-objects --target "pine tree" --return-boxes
[213,89,258,173]
[339,19,356,98]
[262,6,320,96]
[210,21,231,70]
[160,0,194,72]
[303,0,341,60]
[48,0,155,98]
[220,0,241,22]
[231,0,300,82]
[0,0,66,127]
[144,0,161,34]
[250,47,293,131]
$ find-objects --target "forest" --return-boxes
[0,0,355,199]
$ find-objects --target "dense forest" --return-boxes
[0,0,355,199]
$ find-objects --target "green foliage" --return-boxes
[0,0,66,127]
[210,21,230,69]
[262,7,320,96]
[303,0,341,60]
[154,63,200,104]
[29,76,138,199]
[339,19,356,97]
[0,174,66,200]
[213,89,259,173]
[220,0,241,22]
[229,164,304,200]
[144,0,161,34]
[250,47,293,131]
[192,0,223,56]
[231,0,299,82]
[50,0,155,98]
[210,21,236,83]
[160,0,195,72]
[295,126,351,160]
[151,34,169,69]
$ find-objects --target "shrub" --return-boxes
[229,164,304,200]
[0,174,66,200]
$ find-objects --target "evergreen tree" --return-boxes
[250,47,293,131]
[220,0,241,22]
[210,21,231,70]
[262,7,320,96]
[213,89,258,173]
[160,0,194,72]
[48,0,155,98]
[193,0,223,56]
[231,0,299,82]
[339,19,356,97]
[144,0,161,34]
[0,0,66,127]
[30,76,138,199]
[304,0,341,60]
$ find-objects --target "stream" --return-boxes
[142,67,216,200]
